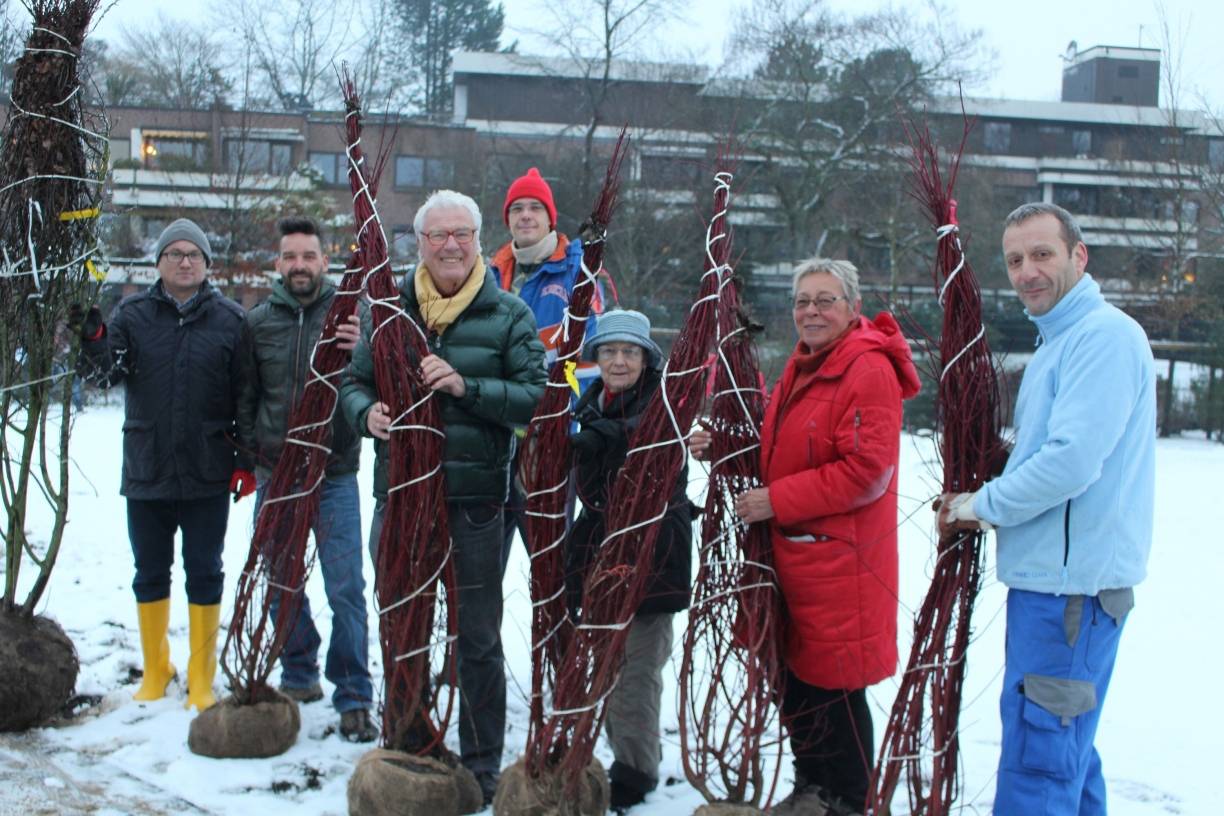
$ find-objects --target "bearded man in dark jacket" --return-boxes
[340,189,546,804]
[76,218,247,713]
[237,216,376,742]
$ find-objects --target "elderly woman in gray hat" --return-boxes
[564,309,694,812]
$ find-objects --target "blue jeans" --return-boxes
[257,473,372,713]
[372,499,506,776]
[995,588,1129,815]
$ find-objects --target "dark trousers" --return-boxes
[782,672,874,812]
[372,499,506,776]
[127,494,229,605]
[500,451,577,575]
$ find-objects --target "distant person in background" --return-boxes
[76,218,248,712]
[939,202,1156,815]
[489,167,604,566]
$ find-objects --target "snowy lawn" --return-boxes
[0,403,1217,815]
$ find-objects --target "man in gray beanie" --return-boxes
[76,217,250,713]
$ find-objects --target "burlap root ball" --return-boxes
[693,803,764,816]
[0,612,78,732]
[187,687,300,758]
[492,756,609,816]
[348,749,484,816]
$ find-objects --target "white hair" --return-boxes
[413,189,483,257]
[790,256,861,304]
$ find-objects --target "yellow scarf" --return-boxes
[414,256,486,333]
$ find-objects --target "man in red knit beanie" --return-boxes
[489,167,604,569]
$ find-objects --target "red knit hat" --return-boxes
[503,167,557,228]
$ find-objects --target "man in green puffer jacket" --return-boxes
[237,216,375,742]
[340,190,546,804]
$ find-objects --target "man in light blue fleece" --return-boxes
[940,202,1155,815]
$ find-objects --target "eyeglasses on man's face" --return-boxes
[596,344,644,361]
[423,228,475,247]
[792,294,847,313]
[162,249,205,265]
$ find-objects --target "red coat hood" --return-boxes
[783,311,921,400]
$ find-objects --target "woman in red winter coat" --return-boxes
[692,257,920,815]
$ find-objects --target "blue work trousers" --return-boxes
[257,473,372,713]
[995,588,1129,815]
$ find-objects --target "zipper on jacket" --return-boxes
[854,409,861,451]
[290,310,304,417]
[1062,500,1071,566]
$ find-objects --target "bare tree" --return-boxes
[225,0,352,110]
[721,0,987,266]
[100,14,231,108]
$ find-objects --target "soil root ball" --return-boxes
[348,748,483,816]
[492,756,609,816]
[187,687,300,758]
[0,612,79,732]
[694,803,763,816]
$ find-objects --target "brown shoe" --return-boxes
[339,708,378,743]
[279,682,324,704]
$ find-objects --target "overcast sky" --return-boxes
[86,0,1224,109]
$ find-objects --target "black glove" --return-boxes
[570,428,607,456]
[68,304,104,341]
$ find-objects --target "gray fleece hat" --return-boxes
[153,218,212,267]
[582,309,664,368]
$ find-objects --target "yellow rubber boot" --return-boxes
[185,603,220,711]
[133,598,176,701]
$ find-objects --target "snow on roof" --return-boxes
[451,51,708,85]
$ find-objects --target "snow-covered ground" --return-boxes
[1,403,1219,815]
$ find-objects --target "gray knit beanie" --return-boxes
[582,309,664,368]
[153,218,212,267]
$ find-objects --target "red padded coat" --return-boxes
[761,312,920,690]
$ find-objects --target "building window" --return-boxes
[1209,139,1224,171]
[983,122,1011,153]
[395,155,455,189]
[426,158,454,188]
[641,155,701,189]
[1071,129,1092,155]
[391,227,418,261]
[225,139,294,175]
[141,131,209,171]
[1118,65,1139,79]
[1053,184,1099,215]
[308,152,345,186]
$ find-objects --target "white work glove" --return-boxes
[936,491,994,538]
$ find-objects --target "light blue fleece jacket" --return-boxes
[974,273,1155,595]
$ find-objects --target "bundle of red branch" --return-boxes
[340,77,456,755]
[519,129,629,776]
[869,115,1004,815]
[221,249,365,703]
[678,168,783,807]
[534,169,732,789]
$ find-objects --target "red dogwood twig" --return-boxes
[536,167,733,790]
[869,111,1005,816]
[340,75,457,756]
[679,164,784,806]
[519,129,629,777]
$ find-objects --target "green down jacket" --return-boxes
[238,278,361,480]
[340,269,546,504]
